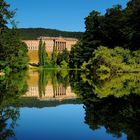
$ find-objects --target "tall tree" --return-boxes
[124,0,140,50]
[51,45,58,65]
[0,0,15,33]
[57,48,69,66]
[0,0,28,72]
[69,0,140,68]
[38,39,46,66]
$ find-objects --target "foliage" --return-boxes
[0,0,28,72]
[17,28,83,40]
[83,1,140,50]
[69,0,140,69]
[38,43,70,68]
[0,29,28,71]
[56,48,69,68]
[51,46,58,66]
[0,0,15,32]
[38,40,48,66]
[69,42,84,68]
[83,46,140,74]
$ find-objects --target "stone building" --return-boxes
[23,36,78,63]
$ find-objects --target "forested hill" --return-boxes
[17,28,83,40]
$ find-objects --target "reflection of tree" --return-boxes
[38,70,70,97]
[70,72,140,140]
[84,95,140,140]
[57,70,69,88]
[70,73,140,98]
[38,69,47,97]
[90,74,140,98]
[0,107,19,140]
[0,72,28,139]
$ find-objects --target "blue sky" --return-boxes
[6,0,128,31]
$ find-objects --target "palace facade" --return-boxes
[23,36,78,63]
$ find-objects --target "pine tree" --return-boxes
[38,40,47,66]
[51,45,57,65]
[42,42,45,66]
[38,39,43,66]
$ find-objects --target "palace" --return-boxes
[23,36,78,63]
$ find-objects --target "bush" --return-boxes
[84,46,140,74]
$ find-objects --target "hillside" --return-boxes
[17,28,83,40]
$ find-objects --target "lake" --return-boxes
[0,70,140,140]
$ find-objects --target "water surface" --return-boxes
[0,70,139,140]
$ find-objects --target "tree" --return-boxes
[124,0,140,50]
[38,40,46,66]
[69,42,84,68]
[0,0,15,33]
[103,5,125,47]
[0,0,28,72]
[0,29,28,71]
[82,46,140,74]
[51,45,58,65]
[57,48,69,66]
[69,0,140,69]
[17,28,83,40]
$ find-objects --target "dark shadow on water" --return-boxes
[70,71,140,140]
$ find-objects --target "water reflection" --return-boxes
[70,72,140,140]
[84,95,140,140]
[0,72,28,139]
[23,70,77,101]
[0,70,140,140]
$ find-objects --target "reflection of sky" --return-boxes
[9,105,126,140]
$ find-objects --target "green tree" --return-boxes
[0,29,28,71]
[38,40,46,66]
[17,28,83,40]
[0,0,15,33]
[69,0,140,69]
[124,0,140,50]
[83,46,140,74]
[57,48,69,66]
[0,0,28,72]
[51,45,58,65]
[69,42,84,68]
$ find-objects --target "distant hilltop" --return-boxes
[17,28,83,40]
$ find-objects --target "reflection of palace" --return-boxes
[23,36,78,63]
[22,71,77,101]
